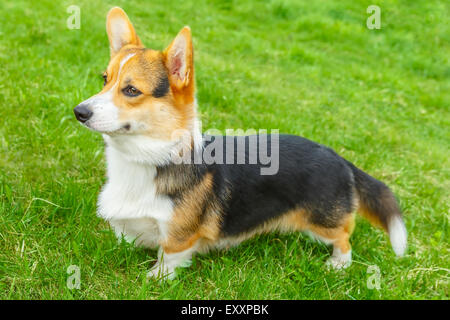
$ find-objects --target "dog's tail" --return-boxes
[348,161,407,256]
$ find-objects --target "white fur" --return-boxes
[99,134,199,279]
[104,134,179,165]
[388,216,407,257]
[98,144,173,256]
[326,248,352,270]
[147,245,197,280]
[98,121,202,277]
[82,89,121,133]
[109,217,161,248]
[98,141,174,235]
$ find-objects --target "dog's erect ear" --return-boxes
[163,27,194,91]
[106,7,142,56]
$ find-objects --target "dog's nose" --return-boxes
[73,104,93,123]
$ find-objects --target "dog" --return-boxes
[74,7,407,280]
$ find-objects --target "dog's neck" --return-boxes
[102,114,203,166]
[103,134,179,166]
[102,128,205,201]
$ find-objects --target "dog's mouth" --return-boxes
[80,119,132,135]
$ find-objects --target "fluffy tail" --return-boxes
[348,162,407,256]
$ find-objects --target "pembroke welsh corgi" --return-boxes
[74,7,407,280]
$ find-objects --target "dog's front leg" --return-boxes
[147,235,200,280]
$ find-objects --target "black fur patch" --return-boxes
[156,134,360,237]
[152,74,169,98]
[204,135,356,235]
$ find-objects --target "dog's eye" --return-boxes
[102,74,107,86]
[123,85,141,97]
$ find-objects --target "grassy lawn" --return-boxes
[0,0,449,299]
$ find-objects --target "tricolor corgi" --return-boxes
[74,7,407,280]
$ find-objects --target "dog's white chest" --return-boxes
[97,145,174,247]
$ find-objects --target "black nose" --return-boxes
[73,104,93,123]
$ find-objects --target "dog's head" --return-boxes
[74,7,197,148]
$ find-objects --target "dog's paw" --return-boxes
[326,249,352,270]
[147,263,176,281]
[326,256,352,270]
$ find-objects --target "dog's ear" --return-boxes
[163,26,194,91]
[106,7,142,56]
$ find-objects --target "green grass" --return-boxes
[0,0,449,299]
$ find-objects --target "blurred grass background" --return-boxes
[0,0,448,299]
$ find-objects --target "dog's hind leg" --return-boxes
[308,213,355,270]
[326,235,353,270]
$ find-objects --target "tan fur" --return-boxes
[356,187,399,232]
[161,173,222,254]
[211,210,302,250]
[358,202,385,230]
[212,209,355,254]
[307,214,355,254]
[213,213,301,250]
